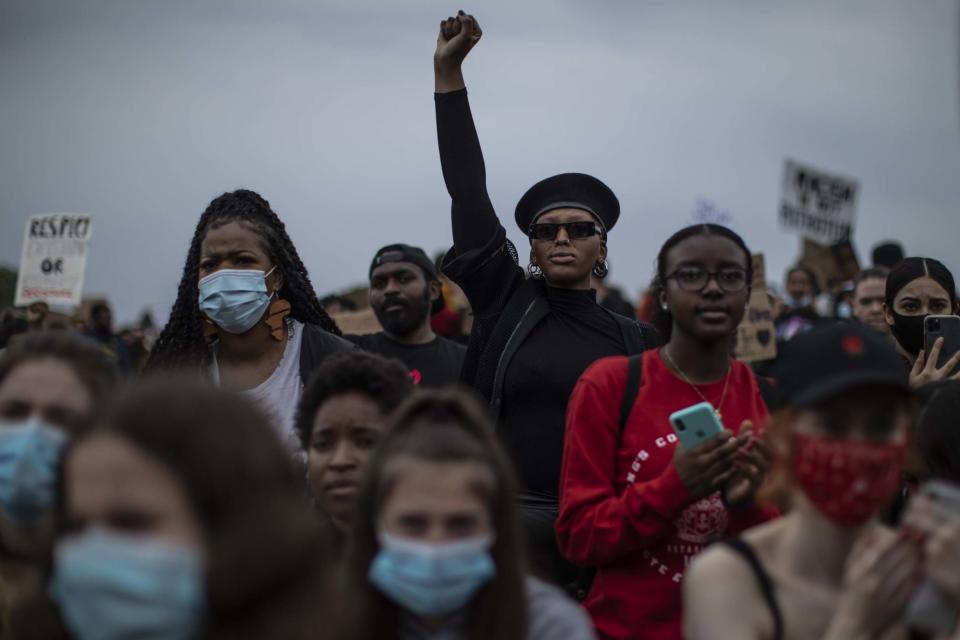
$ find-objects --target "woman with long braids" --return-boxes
[557,224,776,639]
[432,11,657,587]
[146,189,354,448]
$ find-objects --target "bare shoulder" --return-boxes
[684,524,785,640]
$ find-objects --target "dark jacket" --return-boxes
[441,225,656,419]
[298,323,357,384]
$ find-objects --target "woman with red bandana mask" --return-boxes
[684,323,922,640]
[883,257,960,388]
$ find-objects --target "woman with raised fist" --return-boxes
[432,10,657,587]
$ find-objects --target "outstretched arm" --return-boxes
[433,11,499,254]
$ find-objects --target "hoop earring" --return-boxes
[593,259,609,279]
[264,295,292,341]
[527,261,543,278]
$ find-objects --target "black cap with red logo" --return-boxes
[775,323,910,408]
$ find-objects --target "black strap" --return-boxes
[722,538,784,640]
[754,374,780,412]
[619,355,645,433]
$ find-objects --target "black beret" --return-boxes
[514,173,620,235]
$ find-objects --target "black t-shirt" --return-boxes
[346,333,466,388]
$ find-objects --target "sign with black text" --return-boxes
[779,159,858,245]
[14,214,93,306]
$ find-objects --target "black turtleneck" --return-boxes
[501,285,624,500]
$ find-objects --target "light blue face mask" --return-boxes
[50,528,205,640]
[0,416,67,525]
[197,267,276,335]
[368,532,496,617]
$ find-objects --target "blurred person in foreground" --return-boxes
[145,189,354,449]
[344,389,596,640]
[0,332,116,634]
[684,323,920,639]
[295,352,414,553]
[49,380,336,640]
[346,244,466,387]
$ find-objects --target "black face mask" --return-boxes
[890,311,927,356]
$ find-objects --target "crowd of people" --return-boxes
[0,10,959,640]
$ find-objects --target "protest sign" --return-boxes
[331,308,381,335]
[14,214,93,307]
[780,159,859,245]
[735,253,777,363]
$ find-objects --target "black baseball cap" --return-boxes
[515,173,620,235]
[775,323,910,408]
[369,244,437,281]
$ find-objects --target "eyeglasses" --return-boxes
[527,221,604,241]
[666,267,749,293]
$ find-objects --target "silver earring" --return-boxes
[593,258,609,279]
[527,262,542,278]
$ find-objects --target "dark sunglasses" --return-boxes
[527,221,604,241]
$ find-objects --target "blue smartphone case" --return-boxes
[669,402,724,449]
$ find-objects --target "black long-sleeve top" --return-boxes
[435,89,627,503]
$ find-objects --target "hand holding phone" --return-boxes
[913,316,960,387]
[669,403,740,498]
[903,480,960,636]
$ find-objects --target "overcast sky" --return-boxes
[1,0,958,325]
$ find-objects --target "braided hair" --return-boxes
[145,189,340,372]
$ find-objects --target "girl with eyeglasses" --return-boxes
[432,11,657,587]
[557,224,776,639]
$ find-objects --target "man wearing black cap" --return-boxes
[346,244,466,388]
[433,11,657,587]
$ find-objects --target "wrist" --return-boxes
[434,62,466,93]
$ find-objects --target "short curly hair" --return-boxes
[294,352,414,450]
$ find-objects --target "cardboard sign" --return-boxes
[330,308,381,335]
[780,159,859,245]
[735,254,777,363]
[14,214,93,306]
[751,253,766,287]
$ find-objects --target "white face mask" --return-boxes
[197,267,276,334]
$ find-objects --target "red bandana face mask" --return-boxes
[791,434,905,527]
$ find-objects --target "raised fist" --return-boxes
[434,10,482,74]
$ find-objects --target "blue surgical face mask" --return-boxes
[50,528,205,640]
[368,532,495,617]
[197,267,276,335]
[0,416,67,525]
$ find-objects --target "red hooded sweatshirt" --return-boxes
[557,350,775,640]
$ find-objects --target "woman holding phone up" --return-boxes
[882,257,960,388]
[557,224,775,640]
[432,11,656,585]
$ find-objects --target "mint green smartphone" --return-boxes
[669,402,724,449]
